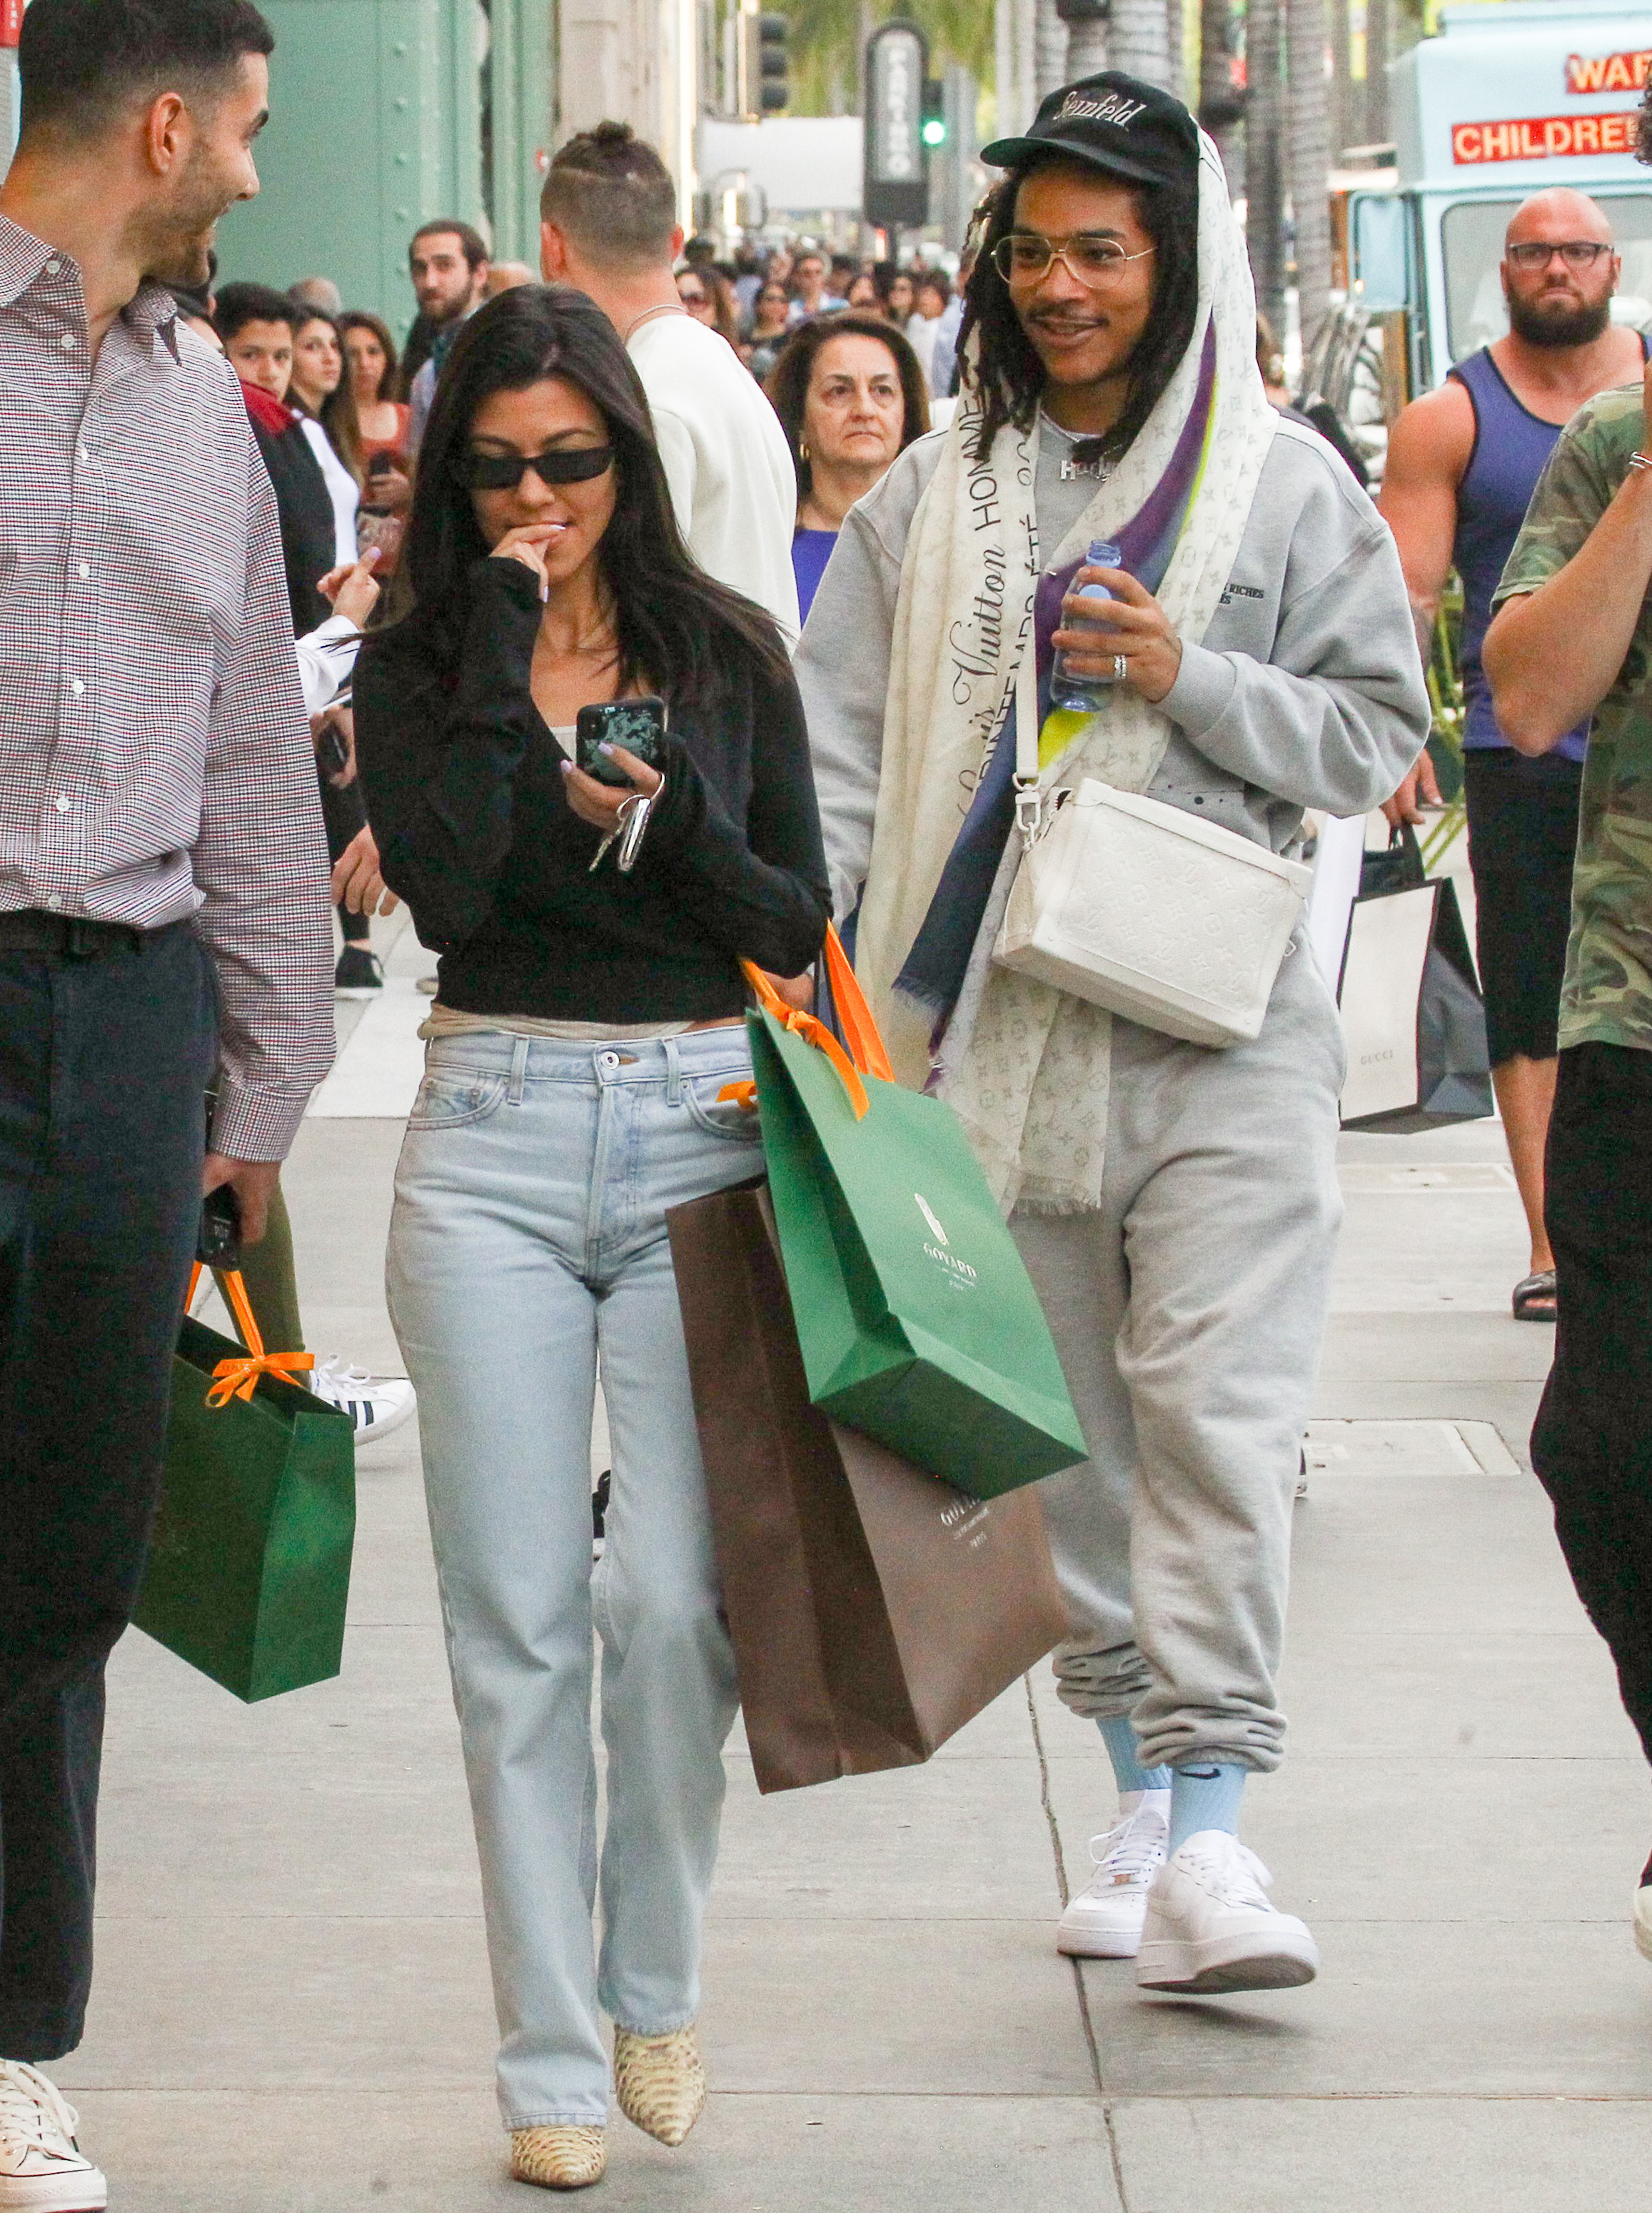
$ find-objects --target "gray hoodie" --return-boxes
[795,413,1431,922]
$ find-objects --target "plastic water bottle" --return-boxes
[1049,539,1124,713]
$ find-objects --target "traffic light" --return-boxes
[921,78,947,150]
[742,11,789,117]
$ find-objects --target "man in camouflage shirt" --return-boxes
[1485,124,1652,1960]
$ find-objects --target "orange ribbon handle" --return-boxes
[741,957,872,1121]
[822,924,895,1084]
[186,1261,316,1407]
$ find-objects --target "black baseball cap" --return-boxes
[979,71,1199,188]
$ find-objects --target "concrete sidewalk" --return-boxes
[59,932,1652,2210]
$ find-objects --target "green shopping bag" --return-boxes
[133,1267,356,1702]
[741,939,1086,1501]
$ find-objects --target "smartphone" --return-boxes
[315,717,351,779]
[366,453,394,478]
[197,1182,242,1270]
[575,697,667,788]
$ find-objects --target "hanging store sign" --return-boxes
[865,20,929,229]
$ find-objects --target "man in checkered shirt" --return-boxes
[0,6,333,2202]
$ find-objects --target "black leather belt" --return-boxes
[0,909,152,959]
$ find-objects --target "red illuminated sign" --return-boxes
[1453,109,1639,164]
[1566,50,1652,94]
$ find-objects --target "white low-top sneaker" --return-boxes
[1056,1797,1169,1958]
[0,2060,106,2212]
[309,1358,416,1445]
[1137,1830,1320,1994]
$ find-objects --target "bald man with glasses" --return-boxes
[1377,188,1646,1325]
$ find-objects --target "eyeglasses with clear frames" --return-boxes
[991,232,1157,286]
[1505,240,1614,271]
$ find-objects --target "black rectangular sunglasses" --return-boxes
[451,445,615,490]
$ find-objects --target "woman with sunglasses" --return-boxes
[354,284,830,2193]
[675,264,739,346]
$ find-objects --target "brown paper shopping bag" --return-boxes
[666,1179,1069,1794]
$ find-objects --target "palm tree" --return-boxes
[784,0,995,116]
[1109,0,1172,89]
[1364,0,1391,144]
[1329,0,1351,162]
[1034,0,1069,101]
[1057,0,1109,81]
[1246,0,1286,341]
[1198,0,1244,193]
[1287,0,1333,353]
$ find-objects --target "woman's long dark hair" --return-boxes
[396,284,791,700]
[957,156,1199,467]
[289,305,364,485]
[338,308,401,407]
[767,313,930,510]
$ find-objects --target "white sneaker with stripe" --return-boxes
[309,1358,416,1443]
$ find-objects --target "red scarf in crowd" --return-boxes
[237,377,298,437]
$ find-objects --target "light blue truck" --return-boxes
[1311,0,1652,471]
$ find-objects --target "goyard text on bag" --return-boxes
[1338,827,1493,1132]
[133,1267,356,1703]
[666,1179,1071,1793]
[741,935,1086,1500]
[993,647,1312,1046]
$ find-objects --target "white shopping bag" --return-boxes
[1336,883,1439,1124]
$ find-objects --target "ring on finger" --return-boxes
[1112,654,1129,681]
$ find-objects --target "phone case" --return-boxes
[575,699,666,785]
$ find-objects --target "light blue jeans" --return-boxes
[386,1026,764,2129]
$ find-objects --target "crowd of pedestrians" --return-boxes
[671,225,967,405]
[2,2,1652,2209]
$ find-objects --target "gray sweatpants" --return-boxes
[1012,941,1344,1775]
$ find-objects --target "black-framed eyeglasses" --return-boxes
[990,232,1157,286]
[1506,240,1614,271]
[451,445,615,491]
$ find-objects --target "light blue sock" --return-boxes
[1097,1715,1172,1800]
[1168,1763,1248,1854]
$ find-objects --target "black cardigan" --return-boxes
[354,557,832,1022]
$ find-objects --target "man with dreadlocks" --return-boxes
[796,75,1429,1996]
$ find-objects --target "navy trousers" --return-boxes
[0,918,215,2060]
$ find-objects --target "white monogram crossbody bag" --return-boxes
[992,640,1314,1049]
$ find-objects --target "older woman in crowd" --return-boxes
[768,313,930,621]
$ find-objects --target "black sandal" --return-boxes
[1512,1269,1557,1323]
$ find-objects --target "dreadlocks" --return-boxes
[957,156,1201,469]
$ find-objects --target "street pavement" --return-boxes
[58,893,1652,2211]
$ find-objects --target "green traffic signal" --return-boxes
[920,76,946,151]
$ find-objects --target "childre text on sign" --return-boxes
[1453,110,1639,165]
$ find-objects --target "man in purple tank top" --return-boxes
[1378,189,1645,1322]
